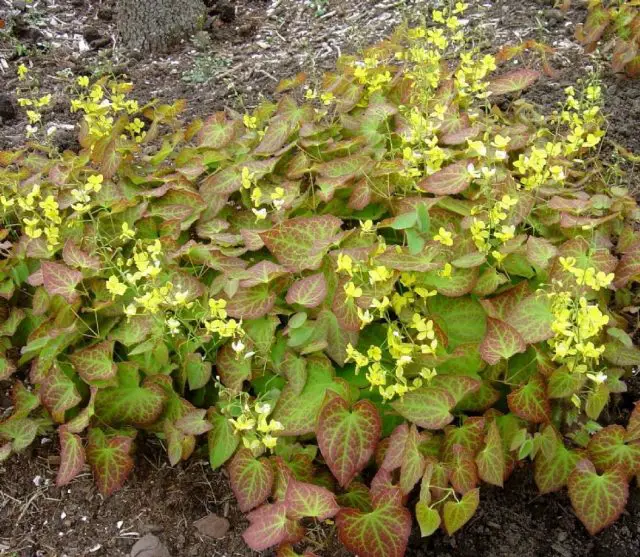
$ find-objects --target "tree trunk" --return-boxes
[116,0,206,52]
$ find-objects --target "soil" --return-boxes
[1,0,640,556]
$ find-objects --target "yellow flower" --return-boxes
[230,414,256,432]
[344,281,363,299]
[120,222,136,241]
[243,114,257,129]
[433,227,453,246]
[85,174,104,193]
[208,298,228,319]
[106,276,127,298]
[77,75,90,88]
[337,253,354,276]
[368,265,392,284]
[320,92,335,105]
[17,64,28,80]
[241,167,255,189]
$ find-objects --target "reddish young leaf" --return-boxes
[488,69,541,95]
[69,341,117,386]
[40,364,82,423]
[417,160,473,195]
[381,423,409,472]
[199,112,237,148]
[507,375,551,424]
[587,425,640,477]
[568,459,629,535]
[506,293,555,344]
[317,397,381,488]
[475,421,505,487]
[286,273,328,308]
[224,284,276,320]
[442,417,486,461]
[626,402,640,443]
[56,428,85,487]
[175,408,213,436]
[284,478,340,520]
[479,318,526,365]
[86,429,134,496]
[337,492,412,557]
[280,351,307,396]
[242,502,289,551]
[332,277,361,332]
[41,261,83,303]
[62,240,101,271]
[443,488,480,535]
[228,449,274,512]
[430,375,481,404]
[259,216,343,273]
[391,388,456,430]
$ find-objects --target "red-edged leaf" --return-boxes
[400,425,427,494]
[317,397,381,488]
[40,365,82,423]
[381,423,409,472]
[62,240,101,271]
[475,421,505,487]
[239,261,287,288]
[526,236,558,269]
[443,487,480,535]
[337,492,411,557]
[534,436,581,494]
[417,160,472,195]
[442,417,486,461]
[285,478,340,520]
[56,428,85,487]
[216,343,252,391]
[286,273,328,308]
[175,408,213,436]
[626,402,640,443]
[86,429,134,496]
[280,351,307,395]
[391,388,456,429]
[242,502,289,551]
[587,425,640,477]
[199,112,237,148]
[507,375,551,424]
[479,318,526,365]
[488,69,541,95]
[228,449,274,512]
[332,277,361,332]
[447,445,479,495]
[224,283,276,319]
[69,341,117,386]
[506,293,555,344]
[259,216,343,273]
[375,245,441,272]
[568,459,629,535]
[41,261,83,303]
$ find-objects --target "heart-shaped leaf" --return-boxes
[56,428,85,487]
[475,421,505,487]
[285,478,340,520]
[86,428,134,496]
[228,449,274,512]
[443,488,480,535]
[391,388,456,430]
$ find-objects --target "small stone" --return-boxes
[83,27,102,44]
[193,514,230,539]
[130,534,171,557]
[0,95,17,123]
[97,8,113,21]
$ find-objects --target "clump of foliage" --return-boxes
[575,0,640,77]
[1,4,640,556]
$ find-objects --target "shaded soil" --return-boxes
[1,0,640,556]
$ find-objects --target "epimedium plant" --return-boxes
[1,4,640,555]
[571,0,640,77]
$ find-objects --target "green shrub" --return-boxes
[1,5,640,556]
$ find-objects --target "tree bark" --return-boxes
[116,0,206,52]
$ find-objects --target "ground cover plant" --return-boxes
[572,0,640,76]
[1,3,640,556]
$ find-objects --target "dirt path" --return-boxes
[1,1,639,556]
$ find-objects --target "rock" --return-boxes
[193,513,230,539]
[83,27,102,44]
[97,8,113,21]
[130,534,171,557]
[0,95,17,123]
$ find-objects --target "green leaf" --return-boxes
[86,428,134,496]
[317,309,359,367]
[585,383,610,420]
[0,418,38,451]
[199,112,237,148]
[488,69,541,95]
[184,353,212,391]
[337,482,373,512]
[280,351,307,395]
[286,273,328,308]
[375,244,442,273]
[95,364,166,427]
[603,343,640,366]
[272,356,350,435]
[317,397,381,488]
[259,216,343,273]
[447,445,479,495]
[427,295,486,349]
[475,421,505,487]
[417,203,431,234]
[216,343,252,391]
[208,410,239,469]
[526,236,558,269]
[41,261,83,303]
[415,501,441,537]
[0,308,25,336]
[548,367,586,399]
[443,488,480,535]
[390,211,417,230]
[417,160,472,195]
[284,478,339,520]
[69,341,117,386]
[587,425,640,477]
[442,417,486,461]
[568,459,629,535]
[56,428,85,487]
[228,449,274,512]
[337,492,412,557]
[400,425,427,495]
[479,318,526,365]
[507,375,551,424]
[626,402,640,443]
[391,387,456,430]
